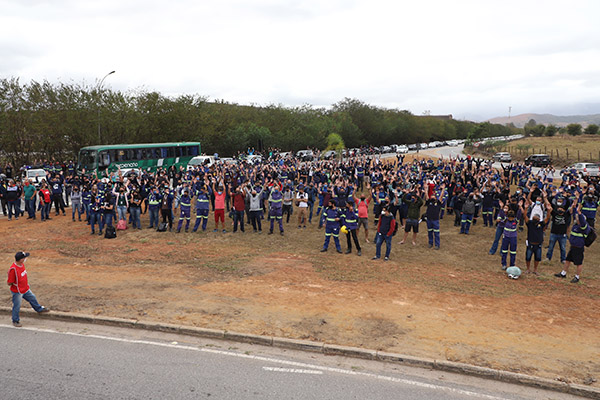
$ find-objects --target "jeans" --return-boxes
[12,290,44,323]
[26,198,36,218]
[489,225,504,255]
[249,210,262,231]
[90,211,101,233]
[149,207,159,228]
[546,233,567,262]
[130,206,141,229]
[117,205,127,221]
[7,200,20,219]
[233,210,245,232]
[41,203,50,220]
[100,213,113,231]
[72,202,83,220]
[375,232,392,258]
[308,202,314,223]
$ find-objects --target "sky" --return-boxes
[2,0,600,120]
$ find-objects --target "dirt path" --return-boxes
[1,212,598,387]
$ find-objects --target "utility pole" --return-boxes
[97,70,116,144]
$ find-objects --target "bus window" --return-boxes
[160,148,168,158]
[134,149,143,160]
[99,151,110,168]
[189,146,199,156]
[167,147,176,158]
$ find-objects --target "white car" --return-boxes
[246,155,263,164]
[570,162,600,177]
[25,168,47,187]
[187,155,215,170]
[396,145,409,154]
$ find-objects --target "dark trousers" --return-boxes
[161,208,173,229]
[346,229,361,251]
[233,210,245,232]
[52,194,65,214]
[249,210,262,231]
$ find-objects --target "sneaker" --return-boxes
[345,249,351,254]
[501,265,507,271]
[12,321,22,327]
[554,272,566,278]
[428,244,433,248]
[280,231,284,236]
[371,256,379,260]
[435,246,440,250]
[336,249,342,254]
[38,307,50,313]
[570,276,580,283]
[213,229,218,232]
[222,229,227,233]
[384,257,389,261]
[320,248,327,252]
[357,250,362,256]
[268,231,273,235]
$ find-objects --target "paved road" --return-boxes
[0,320,581,400]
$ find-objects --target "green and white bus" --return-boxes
[77,142,201,176]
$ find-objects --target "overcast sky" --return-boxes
[2,0,600,120]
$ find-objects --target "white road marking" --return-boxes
[1,325,510,400]
[263,366,323,375]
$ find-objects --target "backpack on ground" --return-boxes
[116,219,127,230]
[157,222,168,232]
[104,226,117,239]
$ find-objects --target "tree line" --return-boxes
[523,118,600,137]
[0,78,517,166]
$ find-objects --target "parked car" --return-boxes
[396,145,409,154]
[418,143,428,150]
[187,155,215,170]
[322,150,337,160]
[492,152,512,162]
[296,149,314,161]
[570,162,600,177]
[524,154,552,167]
[380,146,392,154]
[408,144,418,151]
[246,154,263,164]
[24,168,47,188]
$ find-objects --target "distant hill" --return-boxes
[488,113,600,128]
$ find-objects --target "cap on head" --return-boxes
[15,251,30,261]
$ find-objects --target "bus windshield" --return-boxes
[78,150,98,171]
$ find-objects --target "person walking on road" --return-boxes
[7,251,50,327]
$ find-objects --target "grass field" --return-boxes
[476,134,600,165]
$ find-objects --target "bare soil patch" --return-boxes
[1,208,598,386]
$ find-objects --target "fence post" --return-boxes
[566,148,568,159]
[578,150,580,161]
[544,146,547,154]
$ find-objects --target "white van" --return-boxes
[25,169,47,187]
[187,155,215,170]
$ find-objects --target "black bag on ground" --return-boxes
[104,226,117,239]
[157,222,168,232]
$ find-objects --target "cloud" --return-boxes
[1,0,600,119]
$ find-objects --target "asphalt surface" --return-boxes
[0,320,584,400]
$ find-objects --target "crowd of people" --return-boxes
[1,153,598,283]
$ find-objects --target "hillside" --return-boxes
[488,113,600,128]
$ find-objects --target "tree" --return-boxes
[545,124,558,137]
[524,119,537,128]
[584,124,599,135]
[325,133,345,155]
[566,123,583,136]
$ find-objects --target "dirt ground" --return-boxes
[1,204,598,387]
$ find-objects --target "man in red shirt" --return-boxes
[7,251,49,327]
